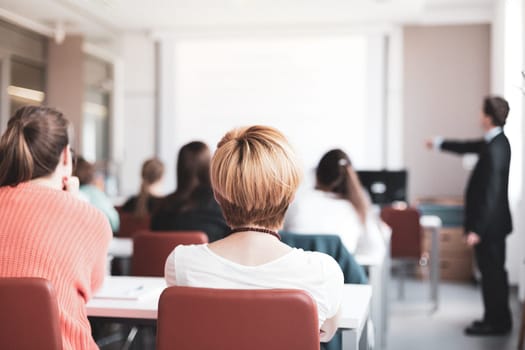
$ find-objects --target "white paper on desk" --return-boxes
[94,280,161,300]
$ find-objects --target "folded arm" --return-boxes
[320,307,341,342]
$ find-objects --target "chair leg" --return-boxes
[518,302,525,350]
[398,263,406,300]
[96,333,127,348]
[121,326,138,350]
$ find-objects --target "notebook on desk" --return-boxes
[94,279,163,301]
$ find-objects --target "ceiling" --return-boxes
[0,0,494,39]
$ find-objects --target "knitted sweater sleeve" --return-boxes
[76,202,113,299]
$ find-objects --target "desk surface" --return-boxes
[86,276,371,330]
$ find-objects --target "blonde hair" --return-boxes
[211,126,302,230]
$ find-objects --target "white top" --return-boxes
[165,244,344,328]
[284,189,386,256]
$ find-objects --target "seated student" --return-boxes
[285,149,386,257]
[121,158,164,216]
[0,106,112,350]
[151,141,229,242]
[75,157,120,233]
[165,126,344,342]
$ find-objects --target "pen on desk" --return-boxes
[127,285,144,295]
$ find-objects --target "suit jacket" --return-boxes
[441,132,512,240]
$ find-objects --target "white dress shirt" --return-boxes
[484,126,502,143]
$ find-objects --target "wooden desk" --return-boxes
[87,276,371,350]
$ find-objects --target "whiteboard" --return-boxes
[170,34,383,173]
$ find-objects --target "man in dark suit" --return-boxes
[426,96,513,336]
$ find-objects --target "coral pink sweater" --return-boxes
[0,182,112,350]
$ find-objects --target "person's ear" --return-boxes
[62,146,69,165]
[62,145,74,169]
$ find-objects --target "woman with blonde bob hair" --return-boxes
[165,126,344,342]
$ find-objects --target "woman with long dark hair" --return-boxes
[151,141,229,242]
[0,106,111,350]
[285,149,386,255]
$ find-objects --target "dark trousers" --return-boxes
[475,239,511,328]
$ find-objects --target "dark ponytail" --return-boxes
[134,158,164,217]
[0,106,70,187]
[316,149,369,224]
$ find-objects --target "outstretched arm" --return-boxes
[426,137,485,155]
[441,139,485,155]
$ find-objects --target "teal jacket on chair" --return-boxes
[280,232,367,284]
[280,232,368,350]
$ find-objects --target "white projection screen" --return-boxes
[169,34,385,181]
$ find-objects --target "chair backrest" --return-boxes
[380,206,422,259]
[116,210,151,238]
[132,231,208,277]
[0,278,62,350]
[157,286,320,350]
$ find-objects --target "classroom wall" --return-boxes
[402,24,491,201]
[119,34,157,196]
[47,36,85,152]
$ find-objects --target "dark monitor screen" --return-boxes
[356,170,408,205]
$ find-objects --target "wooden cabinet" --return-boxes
[419,227,474,282]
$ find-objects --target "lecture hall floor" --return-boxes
[387,279,521,350]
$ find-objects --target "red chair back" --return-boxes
[0,278,62,350]
[117,211,151,238]
[381,206,422,259]
[132,231,208,277]
[157,286,320,350]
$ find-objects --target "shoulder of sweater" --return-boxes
[52,190,112,225]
